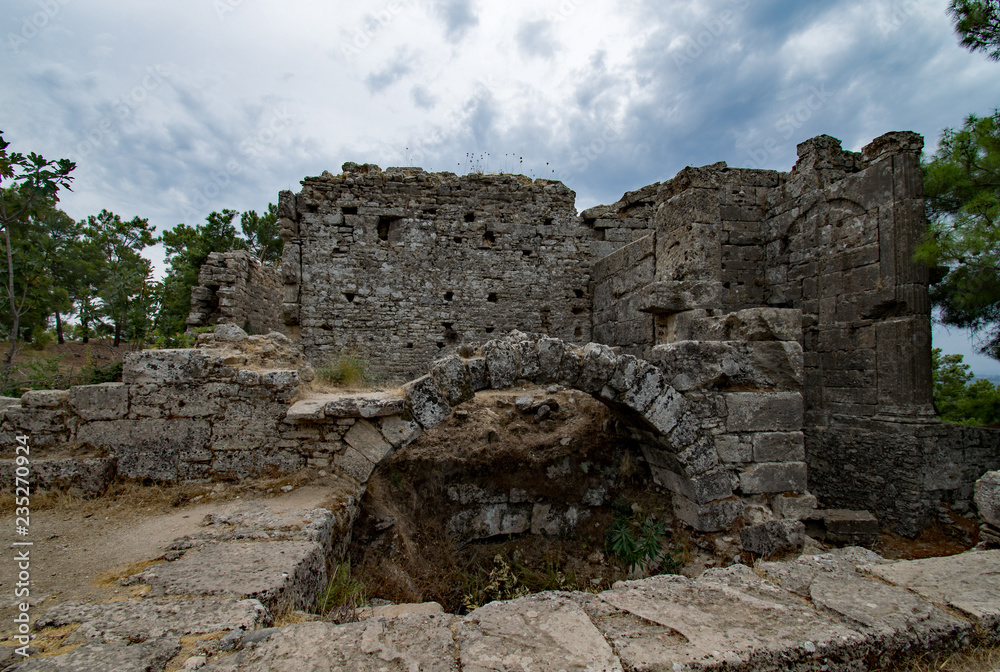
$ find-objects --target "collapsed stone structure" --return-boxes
[3,131,999,539]
[181,130,1000,535]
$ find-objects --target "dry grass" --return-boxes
[875,645,1000,672]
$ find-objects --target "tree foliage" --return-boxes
[916,110,1000,358]
[949,0,1000,61]
[932,348,1000,425]
[0,132,75,387]
[158,209,246,340]
[83,210,160,347]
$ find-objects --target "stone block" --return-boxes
[378,415,422,448]
[21,389,69,409]
[130,540,327,612]
[772,492,818,520]
[77,418,211,482]
[821,509,879,546]
[739,462,808,494]
[605,355,639,393]
[285,399,325,422]
[334,446,377,483]
[672,495,745,532]
[535,338,568,385]
[403,375,452,429]
[715,434,751,463]
[726,392,803,432]
[576,343,617,393]
[639,281,722,315]
[482,340,518,389]
[974,471,1000,528]
[651,341,803,392]
[343,419,393,465]
[621,363,666,412]
[740,519,805,557]
[323,393,406,418]
[651,465,732,504]
[123,349,218,385]
[429,355,474,406]
[460,594,621,672]
[513,338,541,380]
[641,388,688,436]
[753,432,805,462]
[466,357,489,391]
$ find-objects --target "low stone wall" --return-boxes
[809,420,1000,535]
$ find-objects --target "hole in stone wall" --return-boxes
[342,206,358,215]
[465,212,476,222]
[487,293,498,303]
[454,237,463,244]
[378,215,403,243]
[482,231,496,245]
[522,249,532,257]
[572,307,586,315]
[406,343,414,349]
[575,327,584,339]
[436,342,446,349]
[347,392,675,615]
[574,289,584,299]
[444,292,454,302]
[443,323,458,342]
[485,327,495,334]
[344,293,356,303]
[303,203,319,214]
[543,217,554,226]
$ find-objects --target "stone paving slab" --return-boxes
[595,565,869,671]
[167,505,336,550]
[459,593,624,672]
[8,636,180,672]
[129,541,326,612]
[861,549,1000,640]
[202,614,459,672]
[761,549,972,660]
[34,598,271,645]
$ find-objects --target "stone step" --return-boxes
[196,548,1000,672]
[0,457,116,498]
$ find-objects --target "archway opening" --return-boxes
[347,385,687,614]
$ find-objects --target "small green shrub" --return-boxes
[605,505,682,574]
[315,351,372,388]
[318,562,366,622]
[80,361,123,385]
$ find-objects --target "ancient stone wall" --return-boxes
[278,165,595,381]
[590,131,997,533]
[187,250,283,335]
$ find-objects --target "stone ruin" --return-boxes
[187,130,998,536]
[4,131,1000,671]
[7,131,999,538]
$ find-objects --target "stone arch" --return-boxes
[326,332,709,511]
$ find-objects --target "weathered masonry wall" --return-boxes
[594,131,1000,533]
[278,166,596,381]
[187,250,283,335]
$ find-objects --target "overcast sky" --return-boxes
[2,0,999,373]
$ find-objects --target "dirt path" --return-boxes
[0,485,334,642]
